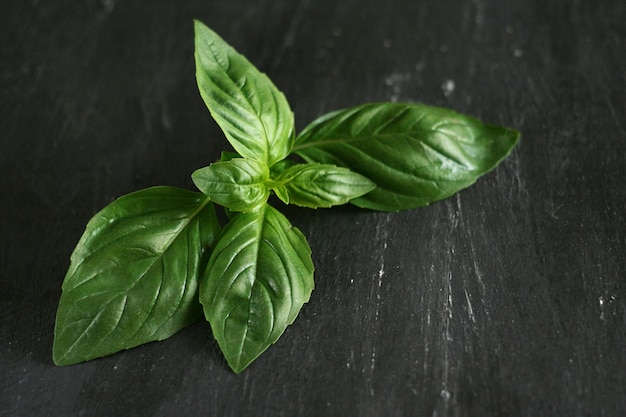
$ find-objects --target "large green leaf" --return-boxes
[273,163,375,208]
[192,158,270,213]
[194,20,294,166]
[200,204,314,373]
[293,102,520,211]
[53,187,221,366]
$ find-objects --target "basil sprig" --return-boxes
[53,20,519,373]
[294,102,519,211]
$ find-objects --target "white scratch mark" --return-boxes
[384,71,411,102]
[550,203,564,219]
[346,350,354,370]
[441,79,455,97]
[440,389,451,402]
[606,96,626,136]
[599,295,617,321]
[446,272,453,320]
[472,0,485,25]
[270,0,308,70]
[364,214,391,391]
[438,271,453,411]
[465,289,475,323]
[599,296,606,320]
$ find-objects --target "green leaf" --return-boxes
[194,20,294,166]
[200,204,314,373]
[53,187,221,366]
[293,102,520,212]
[271,183,290,205]
[192,158,270,213]
[274,163,376,208]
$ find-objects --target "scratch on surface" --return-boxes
[506,146,527,203]
[465,0,486,46]
[434,271,454,417]
[445,272,453,322]
[599,295,616,321]
[464,289,475,323]
[606,96,626,136]
[550,203,564,219]
[369,257,385,380]
[472,0,485,26]
[599,296,606,320]
[526,71,555,107]
[346,350,354,369]
[362,214,392,395]
[455,194,488,302]
[377,250,385,294]
[370,347,377,373]
[271,0,309,70]
[384,71,412,102]
[441,79,455,97]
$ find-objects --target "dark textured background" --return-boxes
[1,1,625,416]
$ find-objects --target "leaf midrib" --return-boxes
[69,197,211,291]
[292,127,457,152]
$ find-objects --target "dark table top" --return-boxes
[2,1,625,416]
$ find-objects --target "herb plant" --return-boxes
[53,20,519,373]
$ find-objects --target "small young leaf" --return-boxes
[200,204,314,373]
[53,187,221,366]
[274,163,375,208]
[192,158,270,213]
[194,20,294,166]
[293,102,520,212]
[271,183,290,205]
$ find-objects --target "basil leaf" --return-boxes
[53,187,221,366]
[274,163,375,208]
[272,184,290,205]
[194,20,294,166]
[293,102,520,211]
[200,204,314,373]
[192,158,270,213]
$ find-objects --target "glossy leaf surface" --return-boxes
[274,163,375,208]
[293,102,520,211]
[194,20,294,166]
[53,187,221,365]
[200,204,314,373]
[192,158,270,213]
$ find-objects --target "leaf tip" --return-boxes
[193,19,207,32]
[227,359,249,374]
[51,339,73,367]
[511,128,521,144]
